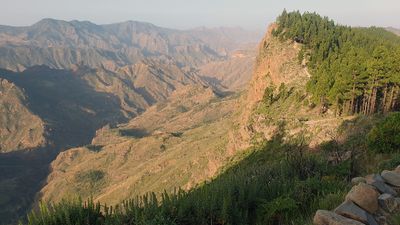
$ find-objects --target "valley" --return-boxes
[0,19,259,224]
[0,7,400,225]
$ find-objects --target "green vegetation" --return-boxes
[273,10,400,115]
[118,129,150,138]
[75,170,105,184]
[367,112,400,153]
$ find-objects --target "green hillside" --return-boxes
[273,11,400,115]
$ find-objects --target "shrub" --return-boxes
[378,154,400,171]
[75,170,105,183]
[367,113,400,153]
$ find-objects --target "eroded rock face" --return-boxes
[313,210,365,225]
[346,183,379,214]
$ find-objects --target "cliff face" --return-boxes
[228,23,307,151]
[229,23,350,152]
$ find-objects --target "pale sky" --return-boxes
[1,0,399,30]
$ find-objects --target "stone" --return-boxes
[387,184,400,195]
[378,194,398,213]
[334,201,378,225]
[381,170,400,187]
[366,175,398,196]
[352,177,367,185]
[366,174,385,184]
[313,210,366,225]
[374,216,387,225]
[394,165,400,174]
[346,183,379,214]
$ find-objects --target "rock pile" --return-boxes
[314,165,400,225]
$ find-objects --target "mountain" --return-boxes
[0,19,259,224]
[199,48,257,91]
[25,11,400,225]
[0,19,261,72]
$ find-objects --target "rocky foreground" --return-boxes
[314,166,400,225]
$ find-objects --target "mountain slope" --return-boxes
[199,48,256,91]
[0,79,45,152]
[40,85,240,204]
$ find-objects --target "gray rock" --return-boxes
[366,174,385,183]
[378,194,398,213]
[367,177,398,196]
[381,170,400,187]
[387,184,400,195]
[346,183,380,214]
[313,210,366,225]
[335,201,378,225]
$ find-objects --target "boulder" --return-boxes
[365,174,385,184]
[394,165,400,174]
[381,170,400,187]
[352,177,367,185]
[334,201,378,225]
[378,194,398,213]
[387,184,400,195]
[313,210,366,225]
[366,175,398,196]
[346,183,379,214]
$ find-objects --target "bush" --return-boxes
[367,113,400,153]
[75,170,105,183]
[378,154,400,171]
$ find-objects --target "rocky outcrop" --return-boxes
[314,165,400,225]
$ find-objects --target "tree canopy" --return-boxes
[273,10,400,115]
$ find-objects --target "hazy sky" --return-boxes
[1,0,399,30]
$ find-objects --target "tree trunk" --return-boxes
[382,85,388,113]
[391,86,399,110]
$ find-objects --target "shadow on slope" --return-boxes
[0,66,128,224]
